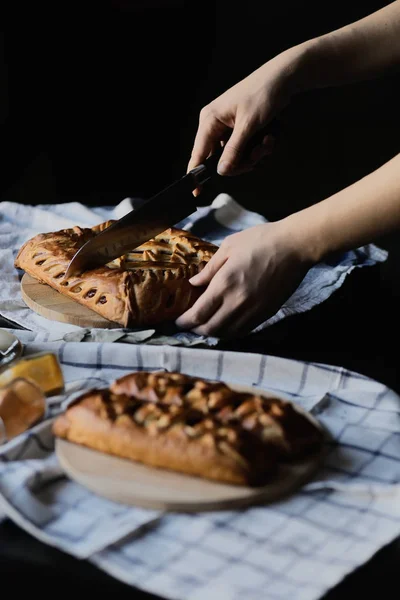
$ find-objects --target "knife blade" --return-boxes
[64,119,280,278]
[64,149,222,278]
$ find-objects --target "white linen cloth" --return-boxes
[0,194,388,345]
[0,193,396,599]
[0,336,399,600]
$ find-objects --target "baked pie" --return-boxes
[15,221,218,327]
[53,371,324,486]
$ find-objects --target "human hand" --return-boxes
[175,222,313,338]
[188,46,306,191]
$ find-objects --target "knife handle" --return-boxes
[195,117,281,178]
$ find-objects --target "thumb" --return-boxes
[217,122,255,176]
[189,248,228,287]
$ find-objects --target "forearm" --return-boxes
[284,152,400,263]
[291,1,400,91]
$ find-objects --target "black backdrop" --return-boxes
[0,0,399,218]
[1,7,400,592]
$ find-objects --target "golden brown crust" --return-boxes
[53,371,323,486]
[15,221,217,327]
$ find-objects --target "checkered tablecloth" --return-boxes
[0,335,399,600]
[0,193,388,345]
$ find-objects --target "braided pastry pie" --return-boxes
[15,221,217,327]
[53,371,323,486]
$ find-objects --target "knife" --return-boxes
[64,148,223,278]
[64,120,280,278]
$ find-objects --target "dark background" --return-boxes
[1,1,400,283]
[1,0,400,373]
[1,1,399,209]
[0,3,400,597]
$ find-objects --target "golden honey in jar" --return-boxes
[0,352,64,396]
[0,377,46,443]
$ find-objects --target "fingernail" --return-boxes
[217,161,230,175]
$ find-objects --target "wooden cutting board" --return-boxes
[56,384,326,512]
[21,273,119,329]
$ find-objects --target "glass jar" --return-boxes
[0,377,47,443]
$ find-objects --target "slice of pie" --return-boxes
[15,220,218,327]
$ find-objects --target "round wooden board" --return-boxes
[21,273,119,329]
[56,384,326,512]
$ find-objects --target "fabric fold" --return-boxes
[0,341,398,600]
[0,194,387,344]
